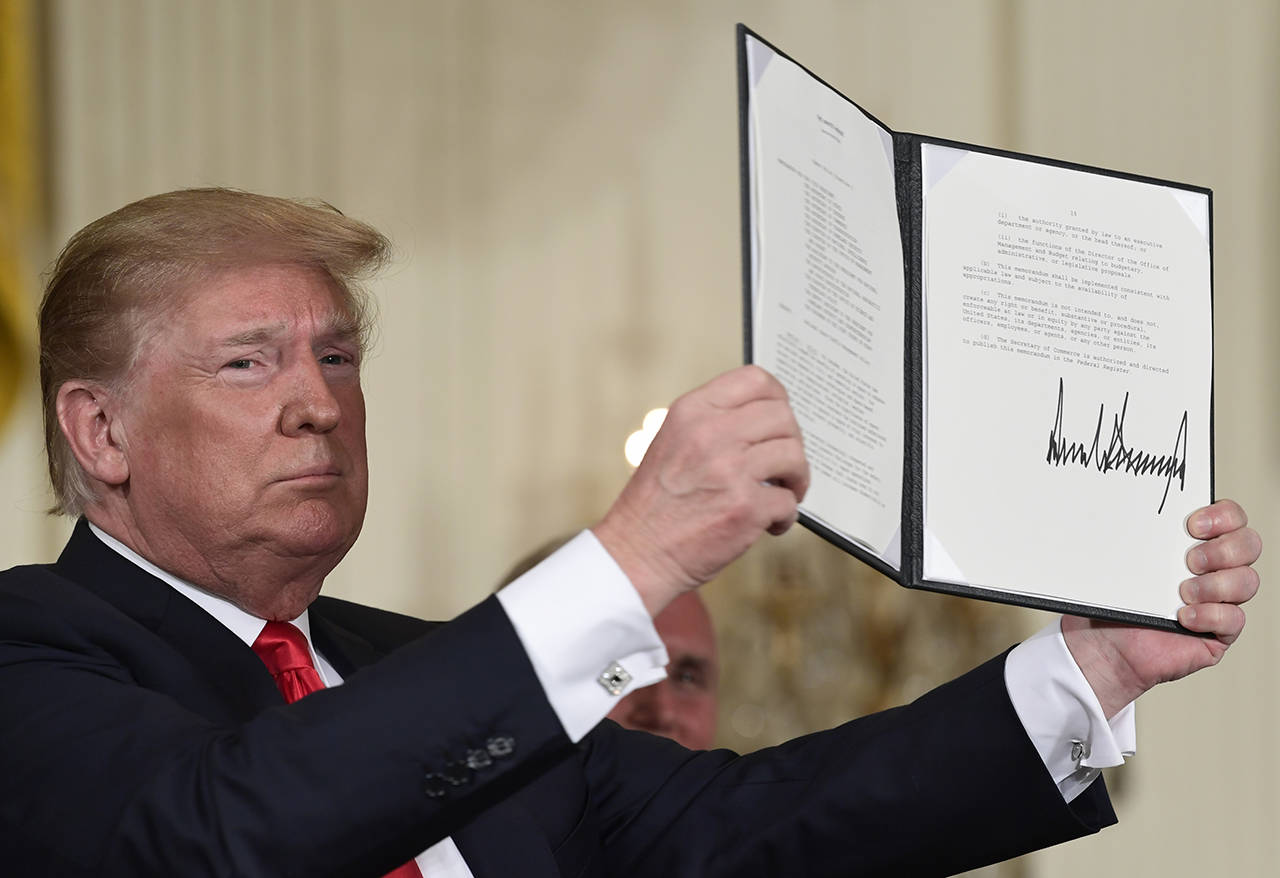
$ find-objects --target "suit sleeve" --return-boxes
[578,650,1116,878]
[496,529,667,741]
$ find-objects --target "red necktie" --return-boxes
[252,621,325,702]
[251,621,423,878]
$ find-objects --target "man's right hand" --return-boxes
[592,365,809,616]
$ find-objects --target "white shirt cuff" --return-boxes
[1005,617,1137,803]
[496,530,668,742]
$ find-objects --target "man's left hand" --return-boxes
[1062,498,1261,718]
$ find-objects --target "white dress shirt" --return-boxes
[88,523,1133,876]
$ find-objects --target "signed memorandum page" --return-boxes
[746,38,905,566]
[921,146,1212,618]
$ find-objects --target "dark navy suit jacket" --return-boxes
[0,521,1116,876]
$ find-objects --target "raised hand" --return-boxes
[1062,498,1261,718]
[593,365,809,616]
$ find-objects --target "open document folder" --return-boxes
[738,25,1213,630]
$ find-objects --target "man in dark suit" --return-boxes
[0,188,1260,877]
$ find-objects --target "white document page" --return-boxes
[746,37,905,566]
[921,145,1211,617]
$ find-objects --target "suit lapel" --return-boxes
[56,519,283,721]
[309,606,385,676]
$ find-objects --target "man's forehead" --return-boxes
[211,313,360,347]
[655,595,717,662]
[171,264,359,343]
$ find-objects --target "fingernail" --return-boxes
[1187,512,1212,539]
[1180,606,1197,626]
[1180,579,1200,603]
[1187,548,1207,574]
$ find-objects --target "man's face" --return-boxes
[113,264,368,612]
[607,591,719,749]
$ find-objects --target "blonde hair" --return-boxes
[39,187,390,515]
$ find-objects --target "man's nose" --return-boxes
[281,360,341,435]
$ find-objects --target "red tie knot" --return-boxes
[252,620,315,676]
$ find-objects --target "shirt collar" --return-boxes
[85,521,315,651]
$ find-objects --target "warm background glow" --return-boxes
[624,407,667,468]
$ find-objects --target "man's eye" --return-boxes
[672,667,705,688]
[225,359,254,370]
[320,354,352,366]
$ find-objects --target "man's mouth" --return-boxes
[276,465,342,483]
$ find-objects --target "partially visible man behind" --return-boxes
[608,590,718,749]
[0,188,1261,878]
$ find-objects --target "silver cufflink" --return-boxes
[1070,739,1089,763]
[598,662,632,696]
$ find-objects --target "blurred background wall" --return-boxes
[0,1,1275,874]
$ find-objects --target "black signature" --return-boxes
[1044,377,1188,514]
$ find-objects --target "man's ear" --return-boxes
[56,382,130,487]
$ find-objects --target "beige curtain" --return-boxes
[0,0,38,432]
